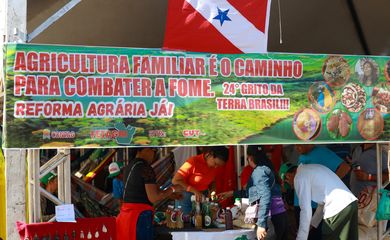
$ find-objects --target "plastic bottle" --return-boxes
[210,202,219,222]
[190,195,196,227]
[166,205,174,229]
[171,207,178,229]
[195,202,203,229]
[225,207,233,230]
[203,199,213,228]
[234,198,241,209]
[176,206,184,229]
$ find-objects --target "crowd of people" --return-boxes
[100,144,387,240]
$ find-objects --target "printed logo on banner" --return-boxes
[43,129,51,139]
[148,130,166,138]
[90,129,126,140]
[42,129,75,139]
[114,123,136,145]
[182,129,206,138]
[90,123,136,145]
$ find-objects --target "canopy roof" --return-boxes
[27,0,390,55]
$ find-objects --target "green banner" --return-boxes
[3,43,390,148]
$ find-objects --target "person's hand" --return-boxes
[256,227,267,240]
[173,184,184,192]
[192,189,204,202]
[170,192,183,200]
[217,191,233,200]
[354,169,369,181]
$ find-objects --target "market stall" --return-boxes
[2,42,390,240]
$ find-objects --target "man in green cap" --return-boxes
[40,172,58,221]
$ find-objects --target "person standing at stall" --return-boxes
[40,172,58,222]
[293,144,352,239]
[283,164,358,240]
[172,146,229,214]
[108,161,124,200]
[218,145,288,240]
[116,147,183,240]
[350,143,389,196]
[295,144,351,179]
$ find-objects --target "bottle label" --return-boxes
[204,216,212,227]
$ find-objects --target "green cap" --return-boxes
[40,172,57,186]
[108,161,124,178]
[279,163,298,181]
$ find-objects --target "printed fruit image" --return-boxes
[326,109,352,139]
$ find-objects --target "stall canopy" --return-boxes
[27,0,390,56]
[3,43,390,148]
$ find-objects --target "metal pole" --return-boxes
[377,143,382,240]
[235,145,241,190]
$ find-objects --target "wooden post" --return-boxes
[58,149,71,204]
[5,149,27,239]
[2,0,27,238]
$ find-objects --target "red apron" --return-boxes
[116,203,154,240]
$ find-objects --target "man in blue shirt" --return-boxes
[108,161,124,200]
[296,144,351,179]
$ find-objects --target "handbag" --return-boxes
[244,176,275,224]
[376,189,390,220]
[244,202,259,224]
[358,185,377,227]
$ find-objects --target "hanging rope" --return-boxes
[277,0,283,44]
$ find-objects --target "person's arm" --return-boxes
[336,162,351,179]
[251,167,271,230]
[141,163,181,204]
[355,169,389,182]
[145,184,177,204]
[311,204,324,228]
[208,181,216,194]
[172,172,203,201]
[295,174,313,240]
[217,189,248,201]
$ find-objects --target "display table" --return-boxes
[16,217,116,240]
[170,228,256,240]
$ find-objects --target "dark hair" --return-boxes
[247,145,281,184]
[205,146,229,162]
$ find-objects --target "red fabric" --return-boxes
[177,154,218,191]
[215,146,237,208]
[240,165,254,188]
[163,0,270,53]
[116,203,154,240]
[264,145,283,172]
[16,217,116,240]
